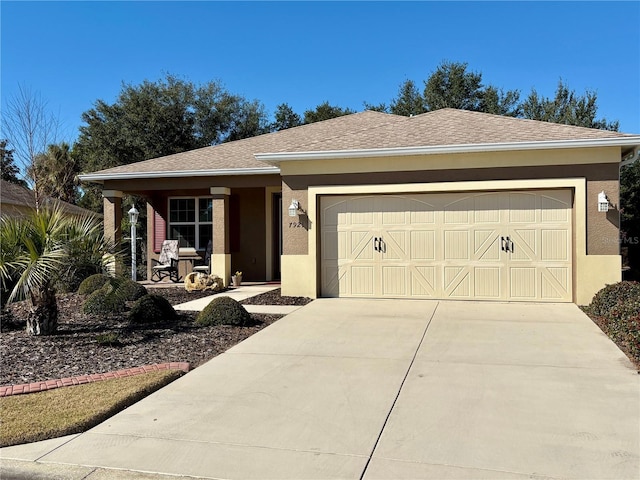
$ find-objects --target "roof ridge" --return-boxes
[409,108,632,136]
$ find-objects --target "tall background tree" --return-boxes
[1,139,27,186]
[520,80,619,130]
[390,79,425,116]
[303,102,355,124]
[1,85,61,208]
[272,103,302,131]
[28,142,80,204]
[422,61,521,116]
[75,74,270,210]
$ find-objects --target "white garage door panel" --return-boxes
[320,190,572,301]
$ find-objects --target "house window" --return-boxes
[168,197,212,249]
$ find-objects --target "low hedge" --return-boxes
[128,294,177,324]
[78,274,111,295]
[81,277,149,316]
[586,281,640,368]
[114,279,148,303]
[82,282,125,315]
[587,281,640,318]
[196,296,251,327]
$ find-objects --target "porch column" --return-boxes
[102,190,123,276]
[102,190,123,245]
[210,187,231,286]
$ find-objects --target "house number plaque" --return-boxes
[289,222,304,228]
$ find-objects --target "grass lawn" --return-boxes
[0,370,182,447]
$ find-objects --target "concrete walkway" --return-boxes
[2,300,639,479]
[173,284,303,315]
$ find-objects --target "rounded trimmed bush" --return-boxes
[114,279,148,302]
[128,294,177,324]
[196,296,251,327]
[83,281,126,315]
[78,274,111,295]
[588,281,640,317]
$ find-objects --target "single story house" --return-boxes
[0,179,99,219]
[79,108,640,304]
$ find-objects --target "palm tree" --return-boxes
[0,205,114,335]
[28,142,80,204]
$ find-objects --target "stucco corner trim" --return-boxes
[102,190,123,198]
[210,187,231,196]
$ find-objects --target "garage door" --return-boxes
[320,190,572,302]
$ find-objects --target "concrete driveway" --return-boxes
[2,299,639,479]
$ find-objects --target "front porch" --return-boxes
[101,178,282,287]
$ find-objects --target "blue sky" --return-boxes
[2,1,639,146]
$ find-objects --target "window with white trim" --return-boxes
[168,197,213,249]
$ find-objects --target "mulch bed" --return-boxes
[0,287,310,387]
[239,288,313,306]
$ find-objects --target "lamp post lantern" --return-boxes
[128,205,139,281]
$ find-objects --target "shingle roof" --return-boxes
[81,109,637,179]
[0,180,100,217]
[86,111,405,176]
[286,108,633,152]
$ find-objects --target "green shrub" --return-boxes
[196,296,251,327]
[78,274,112,295]
[587,281,640,368]
[128,294,176,324]
[587,281,640,317]
[83,281,126,315]
[113,279,147,302]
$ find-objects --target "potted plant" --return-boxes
[231,271,243,287]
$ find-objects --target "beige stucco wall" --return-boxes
[279,147,623,304]
[278,147,619,176]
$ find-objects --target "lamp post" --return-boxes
[128,205,139,281]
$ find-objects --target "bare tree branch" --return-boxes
[1,84,61,209]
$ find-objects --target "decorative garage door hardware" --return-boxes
[373,237,386,253]
[321,190,572,302]
[379,236,516,254]
[500,236,514,253]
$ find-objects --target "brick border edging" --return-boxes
[0,362,190,398]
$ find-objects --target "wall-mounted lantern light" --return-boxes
[128,205,139,281]
[598,191,609,213]
[288,199,300,217]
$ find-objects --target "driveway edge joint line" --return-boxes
[358,301,440,480]
[33,434,83,463]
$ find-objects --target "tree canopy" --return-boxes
[29,142,79,204]
[74,74,271,209]
[390,79,425,116]
[75,74,270,176]
[1,139,27,186]
[520,80,618,130]
[272,103,303,131]
[362,61,614,128]
[303,102,355,124]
